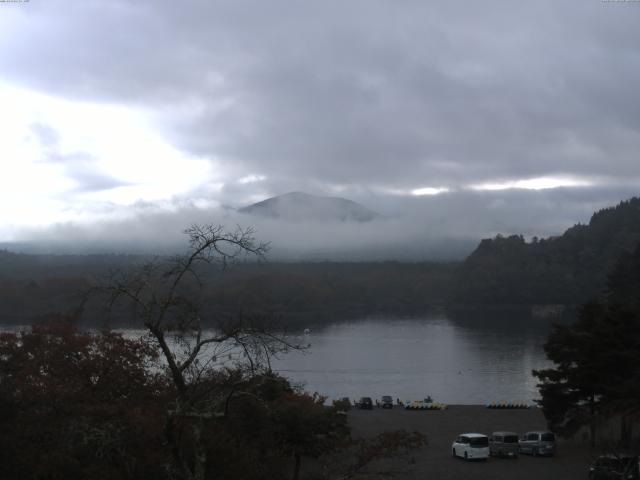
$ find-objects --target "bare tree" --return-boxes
[95,224,302,480]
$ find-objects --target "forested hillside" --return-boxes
[0,254,454,326]
[201,262,453,322]
[452,197,640,305]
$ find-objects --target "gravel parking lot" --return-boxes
[347,405,591,480]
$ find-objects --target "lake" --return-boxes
[270,316,553,405]
[4,313,554,405]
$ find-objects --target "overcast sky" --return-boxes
[1,1,639,253]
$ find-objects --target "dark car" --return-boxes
[589,454,640,480]
[381,395,393,409]
[357,397,373,409]
[489,431,519,458]
[519,431,556,456]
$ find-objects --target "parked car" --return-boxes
[489,431,519,458]
[452,433,490,461]
[357,397,373,409]
[381,395,393,409]
[589,454,640,480]
[519,431,556,456]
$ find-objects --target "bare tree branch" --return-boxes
[88,224,297,480]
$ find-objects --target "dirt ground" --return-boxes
[347,405,592,480]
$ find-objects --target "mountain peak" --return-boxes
[238,192,381,222]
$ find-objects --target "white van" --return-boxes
[452,433,490,461]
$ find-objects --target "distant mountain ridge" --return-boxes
[238,191,381,222]
[452,197,640,306]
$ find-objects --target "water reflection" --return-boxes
[271,316,551,404]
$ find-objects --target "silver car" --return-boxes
[489,431,519,458]
[519,431,556,456]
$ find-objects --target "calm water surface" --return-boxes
[271,317,551,405]
[6,315,552,405]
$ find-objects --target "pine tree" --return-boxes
[534,244,640,446]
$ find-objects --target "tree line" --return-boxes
[0,253,454,327]
[452,197,640,306]
[2,196,640,327]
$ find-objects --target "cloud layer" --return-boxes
[0,1,639,249]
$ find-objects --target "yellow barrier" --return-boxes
[404,402,447,410]
[485,403,531,409]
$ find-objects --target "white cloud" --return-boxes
[411,187,450,196]
[238,174,267,185]
[468,176,593,192]
[0,82,214,238]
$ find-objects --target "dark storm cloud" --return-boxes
[2,0,639,249]
[4,1,640,190]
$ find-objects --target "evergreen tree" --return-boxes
[533,244,640,446]
[534,302,609,444]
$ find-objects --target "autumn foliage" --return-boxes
[0,321,168,479]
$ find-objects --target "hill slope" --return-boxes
[238,192,381,222]
[452,197,640,305]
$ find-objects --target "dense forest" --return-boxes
[1,197,640,326]
[452,197,640,306]
[0,253,455,326]
[534,242,640,446]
